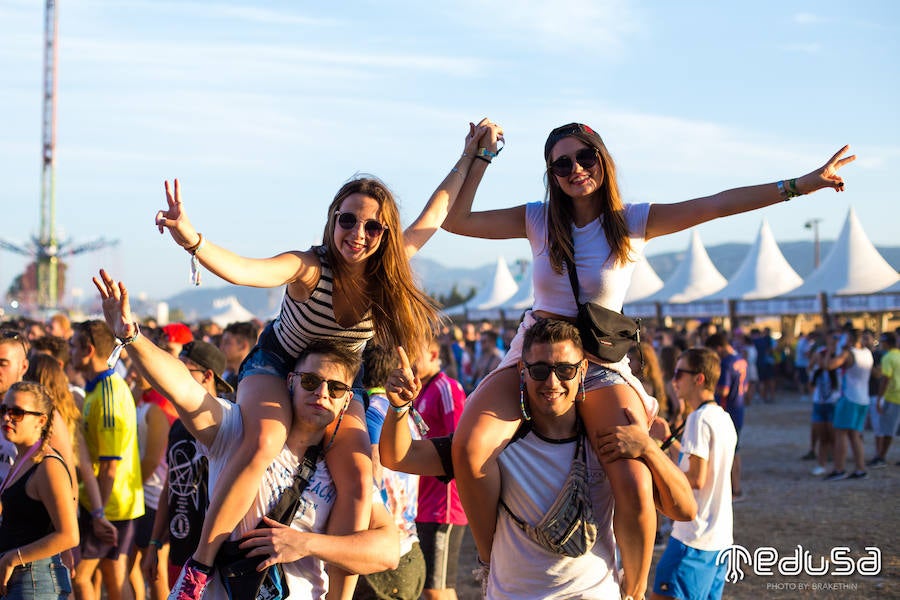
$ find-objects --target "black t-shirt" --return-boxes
[166,419,209,566]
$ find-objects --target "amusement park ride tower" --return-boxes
[0,0,115,312]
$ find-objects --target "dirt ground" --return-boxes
[453,390,899,599]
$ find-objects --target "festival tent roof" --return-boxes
[499,262,535,312]
[785,207,899,297]
[641,230,727,304]
[624,255,664,303]
[209,296,256,327]
[444,255,519,317]
[704,219,803,300]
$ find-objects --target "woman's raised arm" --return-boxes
[645,145,855,240]
[155,179,316,288]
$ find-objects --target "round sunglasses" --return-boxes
[523,361,581,382]
[0,404,45,422]
[548,148,600,178]
[334,211,388,238]
[293,372,351,399]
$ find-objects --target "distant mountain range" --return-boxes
[159,241,900,320]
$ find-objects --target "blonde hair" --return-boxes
[25,354,81,462]
[321,176,442,360]
[6,381,56,455]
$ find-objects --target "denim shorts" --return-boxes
[583,361,628,391]
[4,555,72,600]
[811,402,836,424]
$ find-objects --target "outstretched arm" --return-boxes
[441,119,528,240]
[155,179,317,288]
[595,408,697,521]
[379,346,446,476]
[403,122,482,257]
[92,269,223,447]
[645,146,855,240]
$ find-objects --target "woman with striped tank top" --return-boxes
[153,121,494,599]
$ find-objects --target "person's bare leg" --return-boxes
[731,454,742,496]
[849,431,866,472]
[451,367,521,562]
[192,373,291,565]
[323,398,373,600]
[100,555,129,600]
[74,558,100,600]
[127,546,144,600]
[582,384,655,600]
[832,429,848,473]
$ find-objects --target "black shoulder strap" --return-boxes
[265,442,322,526]
[563,256,581,305]
[44,448,73,487]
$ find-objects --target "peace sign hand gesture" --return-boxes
[798,145,856,194]
[155,179,201,249]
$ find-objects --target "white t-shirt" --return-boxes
[672,402,736,551]
[526,200,651,316]
[488,428,618,599]
[136,403,167,511]
[203,399,335,600]
[843,347,874,406]
[0,438,15,482]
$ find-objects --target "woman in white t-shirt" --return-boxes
[444,120,854,599]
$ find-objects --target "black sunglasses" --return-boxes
[523,361,581,382]
[548,148,599,178]
[294,372,351,399]
[0,404,44,422]
[674,368,700,379]
[1,330,28,354]
[334,211,388,238]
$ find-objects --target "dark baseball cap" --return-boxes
[179,340,234,394]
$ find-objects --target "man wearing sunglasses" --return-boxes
[93,270,400,599]
[0,330,30,481]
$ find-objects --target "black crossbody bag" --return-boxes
[564,256,640,363]
[214,443,321,600]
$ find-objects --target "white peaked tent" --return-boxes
[499,262,535,313]
[209,296,256,327]
[624,255,664,303]
[786,207,899,297]
[636,231,727,319]
[445,256,519,317]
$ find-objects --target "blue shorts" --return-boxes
[238,322,295,381]
[653,537,727,600]
[876,401,900,437]
[832,397,868,432]
[811,402,835,424]
[583,361,627,391]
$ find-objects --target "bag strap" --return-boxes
[265,442,322,527]
[562,256,582,307]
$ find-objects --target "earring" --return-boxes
[579,371,586,404]
[519,370,531,421]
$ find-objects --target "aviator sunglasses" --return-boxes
[548,148,600,178]
[334,211,388,238]
[523,361,581,382]
[293,372,351,398]
[0,404,44,422]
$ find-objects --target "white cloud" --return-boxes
[793,12,826,25]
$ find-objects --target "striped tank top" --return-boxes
[272,246,374,357]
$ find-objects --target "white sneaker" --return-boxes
[811,466,827,476]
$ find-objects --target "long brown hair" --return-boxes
[543,123,633,273]
[25,354,81,462]
[321,176,441,358]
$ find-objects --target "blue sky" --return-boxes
[2,0,897,306]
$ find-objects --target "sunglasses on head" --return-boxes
[674,368,700,379]
[523,361,581,382]
[1,330,27,352]
[0,404,44,422]
[334,211,388,238]
[294,372,351,398]
[548,148,599,178]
